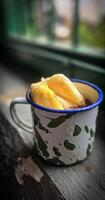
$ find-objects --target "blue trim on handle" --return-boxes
[26,79,104,113]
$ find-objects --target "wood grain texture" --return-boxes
[0,112,65,200]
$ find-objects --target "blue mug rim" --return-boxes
[26,79,104,113]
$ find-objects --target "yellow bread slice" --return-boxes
[45,74,86,106]
[31,84,63,109]
[56,95,77,109]
[31,81,48,95]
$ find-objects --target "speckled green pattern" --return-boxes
[32,109,49,133]
[84,125,94,138]
[53,147,61,157]
[84,125,89,133]
[86,144,91,157]
[38,121,49,133]
[90,128,94,137]
[64,140,75,151]
[73,125,81,136]
[35,127,49,158]
[32,106,98,165]
[47,113,73,128]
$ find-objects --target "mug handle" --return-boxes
[10,97,33,133]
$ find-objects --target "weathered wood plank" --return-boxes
[0,111,65,200]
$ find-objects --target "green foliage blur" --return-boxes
[79,17,105,49]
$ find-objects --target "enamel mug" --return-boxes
[10,79,104,165]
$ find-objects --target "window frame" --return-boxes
[0,0,105,69]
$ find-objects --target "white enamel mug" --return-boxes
[10,79,104,165]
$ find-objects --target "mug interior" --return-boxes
[74,82,99,103]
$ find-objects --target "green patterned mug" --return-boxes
[10,79,104,165]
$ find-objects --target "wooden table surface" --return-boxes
[0,63,105,200]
